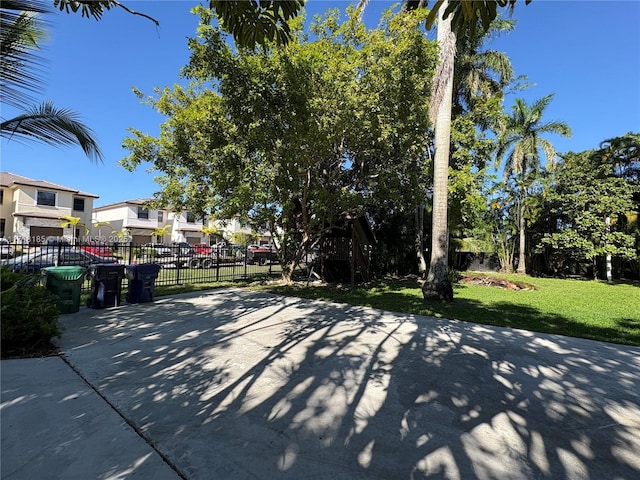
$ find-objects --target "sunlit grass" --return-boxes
[248,273,640,346]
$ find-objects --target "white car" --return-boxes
[0,239,14,259]
[141,243,172,257]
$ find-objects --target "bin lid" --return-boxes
[89,263,125,279]
[42,266,87,280]
[126,263,161,274]
[90,263,125,271]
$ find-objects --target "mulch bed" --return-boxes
[460,274,536,291]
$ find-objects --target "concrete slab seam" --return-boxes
[58,353,188,480]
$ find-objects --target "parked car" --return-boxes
[246,244,277,265]
[173,242,196,256]
[41,236,72,254]
[0,239,14,259]
[1,249,119,273]
[193,243,212,255]
[141,243,172,257]
[81,241,116,258]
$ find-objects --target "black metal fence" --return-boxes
[0,241,288,294]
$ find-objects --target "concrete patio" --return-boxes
[2,288,639,479]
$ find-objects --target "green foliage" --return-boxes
[482,180,518,272]
[494,94,572,273]
[121,6,438,282]
[421,1,533,40]
[1,268,62,357]
[538,137,639,278]
[1,267,23,291]
[231,232,255,247]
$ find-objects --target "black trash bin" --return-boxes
[125,263,161,304]
[87,263,126,309]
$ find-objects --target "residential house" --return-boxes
[171,210,208,245]
[93,198,270,246]
[92,199,172,245]
[0,172,97,244]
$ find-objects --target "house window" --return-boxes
[157,211,164,223]
[0,189,4,204]
[0,219,5,238]
[186,212,196,223]
[137,207,149,219]
[37,191,56,206]
[73,198,85,212]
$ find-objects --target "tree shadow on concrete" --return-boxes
[58,288,640,479]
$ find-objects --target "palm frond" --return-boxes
[0,5,49,108]
[539,138,557,167]
[1,100,104,162]
[538,120,572,138]
[429,6,457,124]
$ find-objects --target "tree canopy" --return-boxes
[539,136,639,278]
[121,6,438,282]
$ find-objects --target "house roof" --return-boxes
[93,198,157,212]
[0,172,98,198]
[12,211,66,220]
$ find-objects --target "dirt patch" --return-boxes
[461,274,536,291]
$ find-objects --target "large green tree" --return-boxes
[356,0,530,301]
[539,140,638,279]
[495,94,571,274]
[121,6,437,283]
[1,0,102,160]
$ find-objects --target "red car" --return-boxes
[193,243,212,255]
[81,241,115,258]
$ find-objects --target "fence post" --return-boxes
[216,249,220,282]
[176,246,182,285]
[243,247,248,280]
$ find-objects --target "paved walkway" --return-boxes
[2,288,639,479]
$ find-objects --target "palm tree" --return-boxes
[92,220,112,241]
[453,16,515,114]
[495,94,571,273]
[355,0,529,301]
[151,225,171,243]
[60,215,89,243]
[201,225,220,245]
[0,0,103,161]
[421,2,457,301]
[111,228,131,244]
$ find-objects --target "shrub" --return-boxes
[1,268,62,358]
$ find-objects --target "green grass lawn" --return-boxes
[248,273,640,347]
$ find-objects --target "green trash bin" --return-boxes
[42,266,87,314]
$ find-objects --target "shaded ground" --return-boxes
[43,288,640,479]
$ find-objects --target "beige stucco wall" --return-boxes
[7,185,94,242]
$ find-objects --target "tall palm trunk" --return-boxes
[517,193,526,274]
[422,3,455,302]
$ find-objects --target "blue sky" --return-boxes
[1,1,639,208]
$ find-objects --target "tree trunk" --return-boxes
[605,216,612,282]
[516,197,526,274]
[422,4,455,302]
[415,203,427,275]
[281,259,295,284]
